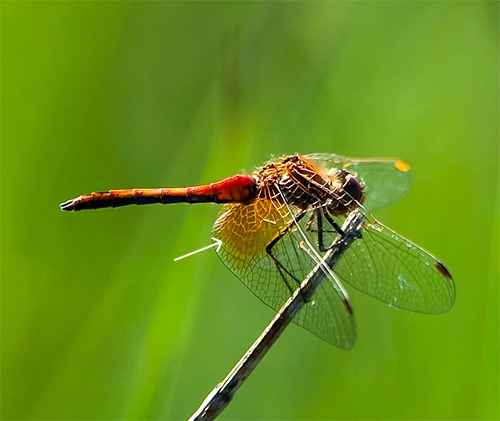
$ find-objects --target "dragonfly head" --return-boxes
[341,171,365,205]
[325,170,365,217]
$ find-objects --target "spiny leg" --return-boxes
[301,207,344,252]
[323,211,345,236]
[265,210,308,296]
[316,208,345,252]
[304,212,316,232]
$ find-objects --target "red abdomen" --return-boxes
[60,174,258,211]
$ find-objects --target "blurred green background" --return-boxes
[2,2,498,420]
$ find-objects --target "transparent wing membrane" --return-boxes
[333,214,455,314]
[305,153,413,212]
[212,198,357,349]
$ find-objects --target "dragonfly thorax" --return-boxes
[255,155,364,216]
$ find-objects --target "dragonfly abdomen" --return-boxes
[59,174,258,211]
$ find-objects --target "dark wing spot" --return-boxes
[342,298,354,317]
[435,261,452,279]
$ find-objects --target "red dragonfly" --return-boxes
[60,154,455,349]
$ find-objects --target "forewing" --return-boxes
[304,153,413,212]
[333,211,455,314]
[212,198,356,349]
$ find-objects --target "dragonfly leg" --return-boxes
[324,211,345,236]
[304,212,316,232]
[265,210,308,297]
[316,209,345,252]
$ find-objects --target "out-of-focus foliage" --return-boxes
[2,2,498,420]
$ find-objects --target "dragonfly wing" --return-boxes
[333,211,455,314]
[304,153,413,212]
[296,280,356,349]
[212,199,356,349]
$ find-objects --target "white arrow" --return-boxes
[173,237,223,262]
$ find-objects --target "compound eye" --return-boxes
[343,176,363,202]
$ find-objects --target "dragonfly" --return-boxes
[60,153,455,349]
